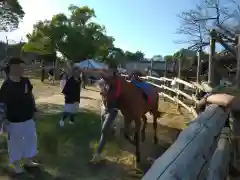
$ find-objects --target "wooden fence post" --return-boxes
[236,35,240,88]
[141,105,229,180]
[177,56,182,110]
[196,50,201,84]
[231,111,240,170]
[206,127,231,180]
[195,50,202,103]
[208,29,216,86]
[164,60,168,102]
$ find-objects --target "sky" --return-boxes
[0,0,197,58]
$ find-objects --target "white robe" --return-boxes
[7,119,37,163]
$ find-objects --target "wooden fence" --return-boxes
[129,75,235,180]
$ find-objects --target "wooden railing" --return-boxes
[142,105,230,180]
[123,75,205,117]
[124,75,233,180]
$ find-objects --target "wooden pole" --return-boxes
[231,111,240,171]
[164,60,168,101]
[236,35,240,88]
[196,50,202,84]
[150,58,153,77]
[195,50,202,106]
[142,105,229,180]
[208,29,216,86]
[177,55,182,110]
[206,127,230,180]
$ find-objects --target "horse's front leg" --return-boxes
[153,113,158,144]
[123,117,135,145]
[141,115,147,142]
[134,118,141,163]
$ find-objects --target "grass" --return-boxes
[0,109,138,180]
[0,79,188,180]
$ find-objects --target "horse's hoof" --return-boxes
[111,127,116,136]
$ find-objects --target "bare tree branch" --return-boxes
[176,0,240,50]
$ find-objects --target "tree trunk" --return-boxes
[208,30,216,86]
[196,50,202,84]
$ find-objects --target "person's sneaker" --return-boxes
[68,121,74,125]
[59,120,65,127]
[24,160,39,167]
[90,153,104,163]
[11,165,25,174]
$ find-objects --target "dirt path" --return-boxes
[35,85,192,130]
[34,85,192,176]
[0,81,192,180]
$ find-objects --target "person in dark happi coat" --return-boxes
[59,67,82,126]
[0,57,38,174]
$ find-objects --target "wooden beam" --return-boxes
[206,127,230,180]
[235,35,240,88]
[208,29,216,86]
[141,105,229,180]
[196,50,201,84]
[231,111,240,170]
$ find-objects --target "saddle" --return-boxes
[131,80,151,104]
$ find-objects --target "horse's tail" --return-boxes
[149,109,162,117]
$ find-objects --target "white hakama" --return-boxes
[7,119,37,163]
[64,102,79,114]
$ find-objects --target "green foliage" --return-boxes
[0,0,24,31]
[22,5,112,65]
[23,5,144,66]
[164,55,173,61]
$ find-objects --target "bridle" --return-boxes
[100,77,121,109]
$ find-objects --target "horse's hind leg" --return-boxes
[152,111,160,144]
[141,115,147,142]
[123,117,135,145]
[134,118,141,163]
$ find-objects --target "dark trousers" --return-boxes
[96,108,118,154]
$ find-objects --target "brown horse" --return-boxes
[101,71,161,163]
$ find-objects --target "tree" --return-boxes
[152,55,163,61]
[22,5,115,67]
[134,51,145,61]
[176,0,240,50]
[124,50,145,61]
[0,0,24,31]
[164,55,173,61]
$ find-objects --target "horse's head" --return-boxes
[99,70,122,108]
[129,70,144,82]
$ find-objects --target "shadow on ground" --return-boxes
[36,103,64,114]
[80,96,97,101]
[84,87,100,93]
[114,117,181,173]
[0,108,138,180]
[0,104,182,180]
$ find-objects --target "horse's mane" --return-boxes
[130,70,145,78]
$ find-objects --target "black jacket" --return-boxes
[0,77,36,122]
[62,77,81,103]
